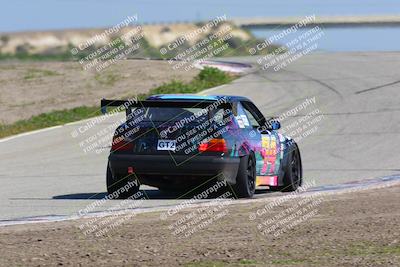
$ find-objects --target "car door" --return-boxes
[240,101,282,177]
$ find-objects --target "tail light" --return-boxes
[198,138,228,153]
[111,135,133,151]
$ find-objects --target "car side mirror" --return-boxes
[101,105,107,115]
[270,120,281,130]
[258,120,281,133]
[262,119,280,130]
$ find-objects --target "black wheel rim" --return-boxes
[247,157,256,192]
[291,150,300,186]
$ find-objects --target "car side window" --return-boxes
[243,107,260,127]
[240,103,261,128]
[241,101,267,128]
[235,103,253,128]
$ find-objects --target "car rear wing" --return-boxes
[100,98,233,116]
[101,99,137,115]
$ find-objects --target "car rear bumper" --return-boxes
[108,153,240,188]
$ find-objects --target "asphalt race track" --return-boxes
[1,52,399,222]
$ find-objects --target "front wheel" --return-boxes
[106,163,140,199]
[233,154,256,198]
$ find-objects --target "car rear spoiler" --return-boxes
[100,98,232,115]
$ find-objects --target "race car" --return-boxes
[101,94,302,198]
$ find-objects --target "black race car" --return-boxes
[101,94,302,198]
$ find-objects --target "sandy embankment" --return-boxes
[0,60,198,124]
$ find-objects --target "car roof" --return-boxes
[146,94,251,103]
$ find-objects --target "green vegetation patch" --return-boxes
[138,67,234,99]
[94,71,121,86]
[23,68,61,80]
[0,106,100,138]
[185,259,261,267]
[344,242,400,256]
[185,261,228,267]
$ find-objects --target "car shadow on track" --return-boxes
[53,190,181,200]
[52,188,272,200]
[53,176,274,200]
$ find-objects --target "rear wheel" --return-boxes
[281,147,302,192]
[233,154,256,198]
[106,163,140,199]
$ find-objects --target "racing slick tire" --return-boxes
[281,146,302,192]
[106,163,140,199]
[233,153,256,198]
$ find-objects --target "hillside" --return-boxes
[0,21,277,60]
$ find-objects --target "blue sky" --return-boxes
[1,0,400,32]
